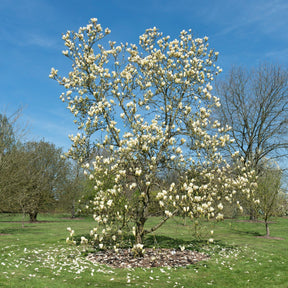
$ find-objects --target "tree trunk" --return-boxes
[29,211,38,222]
[21,208,25,228]
[265,220,270,237]
[249,208,257,221]
[184,215,187,226]
[71,199,75,218]
[135,218,146,244]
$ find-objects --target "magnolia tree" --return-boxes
[50,19,256,251]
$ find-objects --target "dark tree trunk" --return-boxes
[71,200,75,218]
[249,208,257,221]
[136,217,146,244]
[29,211,38,222]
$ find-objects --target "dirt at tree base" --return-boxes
[87,248,209,268]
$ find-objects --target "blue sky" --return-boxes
[0,0,288,151]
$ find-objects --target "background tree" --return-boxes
[0,110,23,212]
[254,159,284,237]
[215,63,288,167]
[51,19,256,249]
[215,63,288,219]
[0,114,16,159]
[0,139,71,221]
[57,162,87,218]
[20,141,70,221]
[0,108,26,158]
[0,146,22,212]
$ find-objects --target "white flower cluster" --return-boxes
[52,19,256,248]
[131,243,145,258]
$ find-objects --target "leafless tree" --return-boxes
[215,63,288,171]
[215,63,288,220]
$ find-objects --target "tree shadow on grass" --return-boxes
[0,227,25,235]
[72,233,209,252]
[0,224,39,235]
[144,234,237,252]
[144,234,200,248]
[230,228,262,237]
[72,232,239,257]
[0,228,17,234]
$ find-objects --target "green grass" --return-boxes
[0,213,288,287]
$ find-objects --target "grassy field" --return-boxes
[0,213,288,288]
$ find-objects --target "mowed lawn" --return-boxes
[0,213,288,288]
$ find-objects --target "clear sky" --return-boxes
[0,0,287,151]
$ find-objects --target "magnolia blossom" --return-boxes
[52,18,256,248]
[218,203,224,211]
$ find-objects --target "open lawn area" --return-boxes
[0,214,288,287]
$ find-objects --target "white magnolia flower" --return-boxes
[218,203,223,210]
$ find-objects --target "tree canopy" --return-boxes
[0,137,71,221]
[51,19,256,249]
[0,113,17,158]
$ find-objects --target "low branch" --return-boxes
[144,209,178,235]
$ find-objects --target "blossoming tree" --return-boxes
[50,19,256,250]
